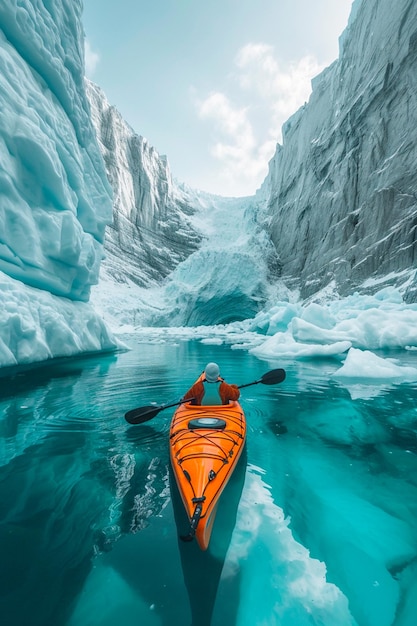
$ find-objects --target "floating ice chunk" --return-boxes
[250,302,301,335]
[200,338,223,345]
[292,317,353,345]
[334,348,417,381]
[245,289,417,354]
[250,331,351,359]
[300,302,337,329]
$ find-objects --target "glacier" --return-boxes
[0,0,121,367]
[0,0,112,299]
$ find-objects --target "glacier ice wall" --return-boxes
[0,0,112,301]
[140,196,281,327]
[86,80,203,287]
[0,0,120,368]
[258,0,417,301]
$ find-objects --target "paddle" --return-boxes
[124,368,286,425]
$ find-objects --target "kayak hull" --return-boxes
[169,397,246,550]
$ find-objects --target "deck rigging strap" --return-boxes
[172,427,242,464]
[180,498,205,542]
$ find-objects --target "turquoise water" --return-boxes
[1,335,417,626]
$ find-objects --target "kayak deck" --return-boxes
[170,401,246,550]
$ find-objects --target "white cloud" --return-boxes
[84,39,100,77]
[194,43,327,195]
[196,92,267,192]
[199,92,251,139]
[236,43,325,136]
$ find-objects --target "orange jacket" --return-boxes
[182,379,240,405]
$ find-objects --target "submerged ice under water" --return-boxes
[1,332,416,626]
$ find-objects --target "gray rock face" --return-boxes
[258,0,417,301]
[86,80,203,287]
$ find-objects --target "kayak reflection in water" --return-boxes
[181,362,240,406]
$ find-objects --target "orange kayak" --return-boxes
[169,385,246,550]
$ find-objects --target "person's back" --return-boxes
[182,362,240,406]
[200,380,222,405]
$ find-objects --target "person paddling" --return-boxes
[182,362,240,406]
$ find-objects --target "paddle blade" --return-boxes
[124,398,189,424]
[260,368,286,385]
[238,368,286,389]
[124,405,162,424]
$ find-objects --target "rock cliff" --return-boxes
[86,80,203,287]
[258,0,417,302]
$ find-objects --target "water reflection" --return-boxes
[124,424,167,447]
[171,448,247,626]
[0,434,110,626]
[0,338,417,625]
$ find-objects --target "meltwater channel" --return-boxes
[1,333,417,626]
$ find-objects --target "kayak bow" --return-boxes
[169,391,246,550]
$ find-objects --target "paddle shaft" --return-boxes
[124,368,286,424]
[238,379,264,389]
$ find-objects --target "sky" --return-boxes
[83,0,353,197]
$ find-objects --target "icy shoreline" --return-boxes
[0,272,122,369]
